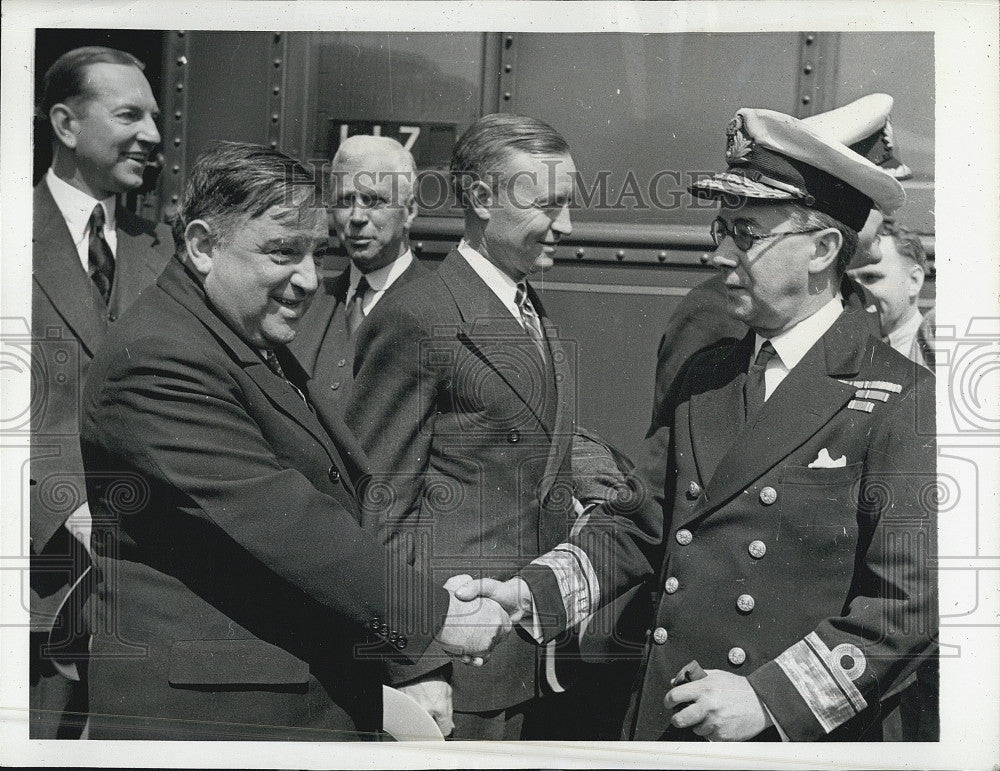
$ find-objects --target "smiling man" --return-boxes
[30,46,174,738]
[291,135,427,423]
[78,142,512,740]
[345,114,580,739]
[459,105,938,742]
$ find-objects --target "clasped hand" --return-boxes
[664,669,772,741]
[435,574,527,666]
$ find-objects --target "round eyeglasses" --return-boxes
[711,217,824,252]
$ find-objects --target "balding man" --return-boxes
[291,135,428,425]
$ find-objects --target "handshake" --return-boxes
[434,574,534,666]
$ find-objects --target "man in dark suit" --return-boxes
[291,135,427,424]
[79,142,512,740]
[461,103,937,742]
[30,46,173,738]
[346,114,580,739]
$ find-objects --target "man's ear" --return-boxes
[49,103,79,150]
[467,180,493,222]
[908,263,926,300]
[184,220,215,278]
[403,194,418,231]
[807,228,843,275]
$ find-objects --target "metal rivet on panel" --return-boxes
[274,59,282,68]
[173,137,181,146]
[172,165,180,173]
[271,114,280,123]
[175,82,184,92]
[803,63,813,74]
[616,250,625,260]
[576,248,585,259]
[805,34,815,44]
[174,111,182,120]
[270,141,278,149]
[176,56,186,66]
[504,64,512,73]
[699,254,710,265]
[505,35,514,47]
[802,95,812,105]
[503,92,512,100]
[658,251,668,262]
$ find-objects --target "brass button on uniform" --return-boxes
[652,627,669,645]
[395,636,407,649]
[675,529,693,546]
[507,430,520,444]
[328,466,341,484]
[728,646,747,666]
[736,594,755,613]
[759,486,778,505]
[331,381,341,391]
[748,540,767,559]
[687,480,701,499]
[337,358,347,367]
[664,577,679,594]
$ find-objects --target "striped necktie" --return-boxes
[744,340,778,420]
[88,203,115,304]
[346,276,370,336]
[515,282,547,361]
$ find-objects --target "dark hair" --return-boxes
[173,142,322,248]
[450,113,570,206]
[878,220,927,272]
[786,205,859,276]
[39,46,145,119]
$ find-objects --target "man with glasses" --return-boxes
[457,104,938,741]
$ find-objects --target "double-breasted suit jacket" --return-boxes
[290,259,428,428]
[80,256,450,740]
[527,307,937,741]
[346,250,577,712]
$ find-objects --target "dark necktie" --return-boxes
[346,276,370,336]
[88,203,115,304]
[744,340,778,420]
[264,349,307,403]
[515,282,547,361]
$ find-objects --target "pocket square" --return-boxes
[807,448,847,468]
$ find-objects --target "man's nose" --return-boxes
[348,200,369,225]
[552,204,572,237]
[138,113,161,146]
[292,256,319,295]
[711,239,740,270]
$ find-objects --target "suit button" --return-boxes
[331,381,341,390]
[759,486,778,505]
[507,430,520,444]
[748,540,767,559]
[328,466,341,484]
[675,529,692,546]
[108,313,118,322]
[664,577,679,594]
[388,631,399,642]
[728,646,747,666]
[337,358,347,367]
[687,481,701,499]
[736,594,755,613]
[379,623,389,637]
[396,636,407,649]
[369,617,382,631]
[652,627,669,645]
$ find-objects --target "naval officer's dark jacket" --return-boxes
[523,306,937,741]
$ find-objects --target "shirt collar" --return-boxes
[45,167,117,240]
[887,308,923,355]
[349,249,413,295]
[457,239,521,321]
[755,296,843,371]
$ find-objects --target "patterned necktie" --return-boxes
[264,349,307,403]
[744,340,778,420]
[515,282,547,361]
[88,203,115,304]
[346,276,370,336]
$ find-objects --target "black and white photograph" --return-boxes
[1,1,997,768]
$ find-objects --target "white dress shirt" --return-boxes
[45,168,118,270]
[346,249,414,315]
[753,297,844,400]
[456,240,525,328]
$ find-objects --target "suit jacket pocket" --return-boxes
[168,638,310,689]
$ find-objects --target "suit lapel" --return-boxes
[692,311,869,518]
[441,252,551,430]
[109,206,173,311]
[290,271,349,378]
[536,296,574,501]
[686,333,753,487]
[32,183,107,357]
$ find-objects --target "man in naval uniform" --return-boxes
[456,103,938,742]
